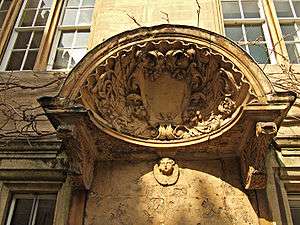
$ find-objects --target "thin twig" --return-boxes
[160,11,170,23]
[126,13,141,27]
[196,0,201,27]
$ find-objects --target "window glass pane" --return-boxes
[248,44,270,64]
[59,31,74,47]
[281,24,297,41]
[241,1,260,18]
[25,0,40,9]
[14,31,32,49]
[78,8,93,25]
[67,0,80,7]
[35,199,56,225]
[35,8,50,26]
[53,49,70,69]
[6,51,25,70]
[225,25,244,41]
[23,50,38,70]
[245,24,265,41]
[274,0,293,17]
[1,0,12,10]
[82,0,95,6]
[30,31,43,48]
[69,48,86,65]
[0,11,6,27]
[40,0,53,8]
[293,1,300,17]
[10,198,33,225]
[74,31,89,47]
[20,9,36,27]
[291,207,300,225]
[286,43,300,63]
[62,8,77,25]
[289,197,300,225]
[222,1,241,19]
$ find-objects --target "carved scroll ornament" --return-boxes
[80,41,250,141]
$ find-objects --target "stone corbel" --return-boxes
[241,122,277,190]
[57,121,96,190]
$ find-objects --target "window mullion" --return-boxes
[238,0,244,19]
[74,5,80,26]
[67,29,78,69]
[289,0,297,18]
[31,2,40,27]
[5,196,17,225]
[30,196,39,225]
[27,196,37,225]
[241,24,250,52]
[20,31,34,70]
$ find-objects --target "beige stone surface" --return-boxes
[85,159,259,225]
[89,0,222,48]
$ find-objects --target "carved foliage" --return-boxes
[80,41,250,140]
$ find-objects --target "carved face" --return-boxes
[158,158,175,176]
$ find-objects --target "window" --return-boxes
[5,194,56,225]
[288,194,300,225]
[221,0,275,64]
[0,0,54,71]
[274,0,300,63]
[49,0,95,70]
[0,0,12,31]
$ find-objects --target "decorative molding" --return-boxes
[81,41,251,141]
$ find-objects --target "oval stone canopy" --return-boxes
[39,25,295,189]
[40,24,293,148]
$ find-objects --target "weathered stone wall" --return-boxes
[85,158,259,225]
[89,0,223,48]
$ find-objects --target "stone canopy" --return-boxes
[39,25,295,190]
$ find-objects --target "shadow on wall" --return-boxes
[85,158,262,225]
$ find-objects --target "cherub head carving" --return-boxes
[158,158,175,176]
[154,157,179,186]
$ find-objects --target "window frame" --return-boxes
[0,0,13,31]
[0,0,94,72]
[5,193,57,225]
[47,0,94,71]
[288,193,300,225]
[273,0,300,64]
[0,182,70,225]
[0,0,60,71]
[221,0,277,64]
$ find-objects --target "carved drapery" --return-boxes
[80,41,251,141]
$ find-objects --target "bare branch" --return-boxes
[126,13,141,27]
[196,0,201,27]
[160,11,170,23]
[0,76,65,92]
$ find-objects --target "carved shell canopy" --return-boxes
[60,25,275,146]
